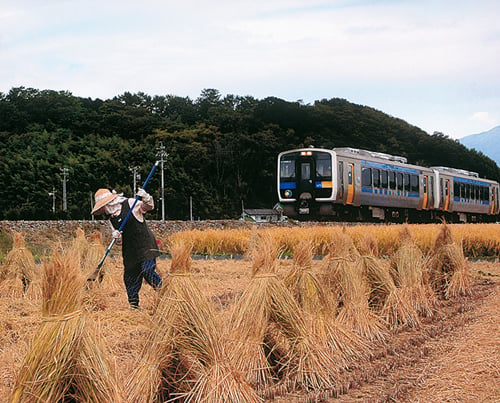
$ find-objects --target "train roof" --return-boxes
[431,166,479,178]
[333,147,407,164]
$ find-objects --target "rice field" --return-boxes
[0,223,498,402]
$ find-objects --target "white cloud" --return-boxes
[469,112,498,125]
[1,0,500,138]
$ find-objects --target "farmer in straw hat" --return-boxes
[91,188,162,309]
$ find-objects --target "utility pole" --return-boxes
[129,166,141,196]
[190,196,193,221]
[60,168,69,211]
[156,142,169,221]
[48,188,56,213]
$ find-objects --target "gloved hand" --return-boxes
[112,230,122,240]
[137,188,152,203]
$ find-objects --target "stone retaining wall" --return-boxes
[0,219,283,237]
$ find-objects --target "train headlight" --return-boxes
[284,190,293,198]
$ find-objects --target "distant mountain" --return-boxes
[460,126,500,166]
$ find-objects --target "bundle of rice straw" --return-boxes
[323,232,387,342]
[390,227,436,317]
[84,231,108,279]
[358,235,420,329]
[127,240,259,402]
[229,233,338,395]
[1,232,36,293]
[429,224,471,298]
[11,248,121,402]
[82,231,110,309]
[285,240,370,368]
[71,227,90,269]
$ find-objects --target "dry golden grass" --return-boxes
[1,232,37,293]
[390,227,436,318]
[160,224,500,261]
[11,248,121,402]
[430,224,472,299]
[229,233,339,394]
[322,232,388,342]
[0,224,497,402]
[128,240,259,402]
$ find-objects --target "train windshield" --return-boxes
[280,158,296,179]
[315,155,332,178]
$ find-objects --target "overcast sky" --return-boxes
[1,0,499,139]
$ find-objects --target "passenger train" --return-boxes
[277,147,500,223]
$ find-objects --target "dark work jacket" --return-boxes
[110,200,160,268]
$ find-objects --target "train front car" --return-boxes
[277,148,336,219]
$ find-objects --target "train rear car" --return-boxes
[432,166,500,222]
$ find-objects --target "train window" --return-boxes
[389,171,396,189]
[362,167,372,187]
[301,163,311,180]
[454,181,460,197]
[404,174,410,191]
[465,184,470,199]
[397,172,403,190]
[410,175,419,192]
[316,157,332,178]
[373,169,380,188]
[280,159,295,179]
[460,183,465,199]
[381,170,388,188]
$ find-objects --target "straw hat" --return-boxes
[91,189,122,214]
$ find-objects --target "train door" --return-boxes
[496,187,500,214]
[490,186,496,215]
[346,163,355,204]
[298,158,314,197]
[422,175,429,209]
[444,179,450,211]
[338,161,344,199]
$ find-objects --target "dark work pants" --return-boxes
[123,259,162,308]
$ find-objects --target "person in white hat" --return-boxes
[91,188,162,309]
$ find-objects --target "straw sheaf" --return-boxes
[361,253,421,329]
[285,240,369,367]
[230,237,339,394]
[71,227,90,271]
[391,234,436,318]
[2,232,36,292]
[128,241,260,402]
[12,249,121,402]
[251,232,281,276]
[83,231,108,278]
[285,240,336,316]
[333,253,388,342]
[429,225,472,298]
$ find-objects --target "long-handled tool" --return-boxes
[87,161,159,282]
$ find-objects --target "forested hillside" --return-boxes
[1,87,499,220]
